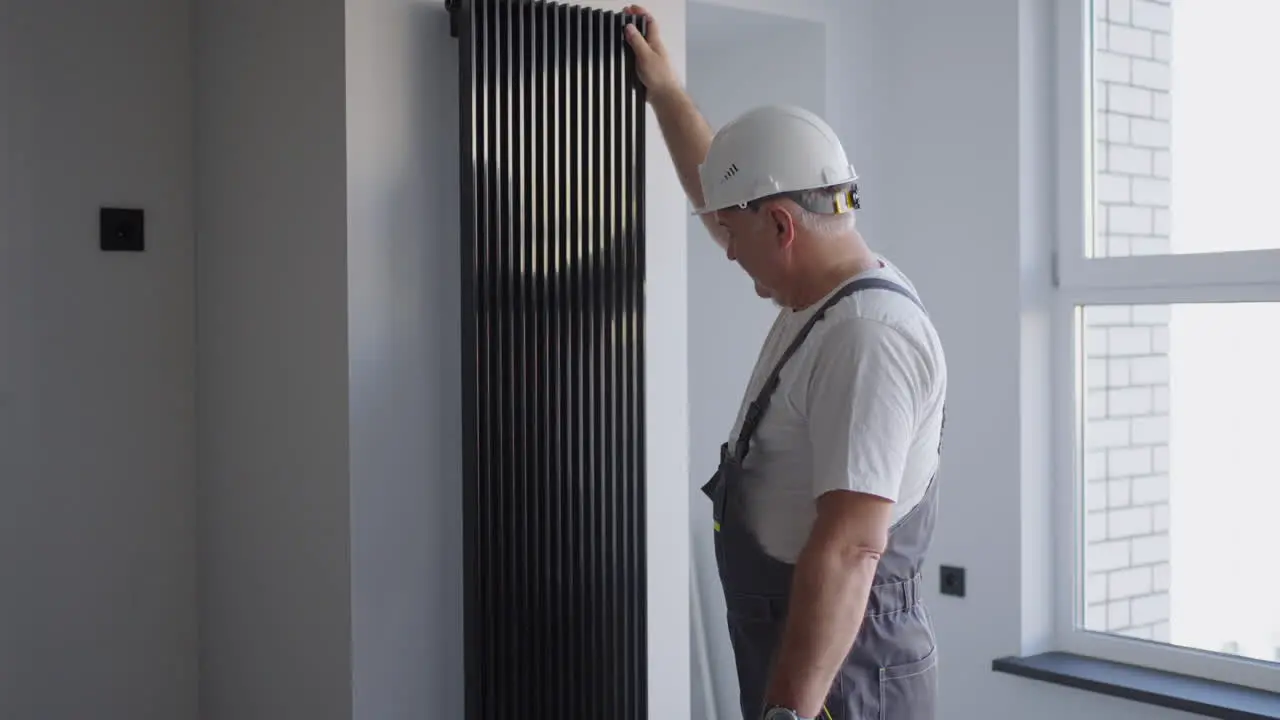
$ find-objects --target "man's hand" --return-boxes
[622,5,680,104]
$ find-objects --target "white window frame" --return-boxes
[1053,0,1280,695]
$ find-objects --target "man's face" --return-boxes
[716,204,790,292]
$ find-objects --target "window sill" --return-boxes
[992,652,1280,720]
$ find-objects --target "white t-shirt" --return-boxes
[727,257,948,564]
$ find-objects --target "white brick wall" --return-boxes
[1084,0,1172,639]
[1093,1,1172,260]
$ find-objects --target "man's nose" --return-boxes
[725,240,736,262]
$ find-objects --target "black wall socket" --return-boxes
[940,565,966,598]
[100,207,144,252]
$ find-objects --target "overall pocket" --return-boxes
[877,646,937,720]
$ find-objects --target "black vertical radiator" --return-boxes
[449,1,648,718]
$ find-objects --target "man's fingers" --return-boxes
[622,4,665,55]
[623,23,657,61]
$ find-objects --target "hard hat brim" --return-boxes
[690,199,746,216]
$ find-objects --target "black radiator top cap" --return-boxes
[446,2,648,39]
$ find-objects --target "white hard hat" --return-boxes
[693,104,858,216]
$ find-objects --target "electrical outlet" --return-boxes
[940,565,966,598]
[100,207,144,252]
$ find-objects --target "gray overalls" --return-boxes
[701,277,942,720]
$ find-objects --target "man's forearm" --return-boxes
[648,88,729,247]
[765,544,880,717]
[649,88,713,207]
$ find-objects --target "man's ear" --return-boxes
[769,204,797,248]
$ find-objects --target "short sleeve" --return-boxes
[806,319,926,501]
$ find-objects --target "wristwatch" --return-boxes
[763,705,813,720]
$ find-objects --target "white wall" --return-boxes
[629,2,696,715]
[0,4,20,704]
[195,0,354,718]
[344,0,463,716]
[684,5,828,718]
[0,1,199,718]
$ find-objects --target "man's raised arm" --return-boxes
[622,5,727,250]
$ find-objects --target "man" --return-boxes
[623,7,948,720]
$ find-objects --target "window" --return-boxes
[1055,0,1280,693]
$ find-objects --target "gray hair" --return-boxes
[747,182,860,236]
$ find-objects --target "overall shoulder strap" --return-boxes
[730,277,924,461]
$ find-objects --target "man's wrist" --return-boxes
[762,705,814,720]
[645,83,685,109]
[765,667,826,719]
